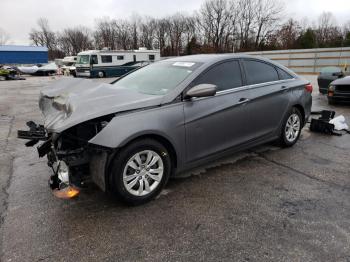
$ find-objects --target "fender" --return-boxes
[89,102,186,167]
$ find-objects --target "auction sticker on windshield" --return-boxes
[173,62,195,67]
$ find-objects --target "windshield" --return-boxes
[113,61,202,95]
[320,66,342,74]
[77,55,90,64]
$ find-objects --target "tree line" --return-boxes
[27,0,350,59]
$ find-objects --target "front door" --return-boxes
[184,60,253,163]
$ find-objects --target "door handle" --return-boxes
[237,98,250,105]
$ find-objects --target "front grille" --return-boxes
[335,85,350,94]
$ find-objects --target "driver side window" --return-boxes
[90,55,98,64]
[193,60,243,91]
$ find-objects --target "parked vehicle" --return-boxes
[0,65,25,80]
[18,54,312,205]
[61,56,77,76]
[17,63,57,76]
[75,48,160,78]
[327,76,350,104]
[317,66,348,94]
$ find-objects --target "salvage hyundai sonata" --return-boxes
[18,54,312,205]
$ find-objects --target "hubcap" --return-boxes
[285,113,301,143]
[122,150,164,196]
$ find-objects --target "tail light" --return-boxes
[305,84,313,93]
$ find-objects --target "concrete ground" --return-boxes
[0,75,349,262]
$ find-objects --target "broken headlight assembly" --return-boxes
[18,114,115,199]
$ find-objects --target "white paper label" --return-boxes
[173,62,195,67]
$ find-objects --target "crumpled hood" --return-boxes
[331,76,350,85]
[39,78,163,132]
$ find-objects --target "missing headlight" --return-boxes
[58,114,115,150]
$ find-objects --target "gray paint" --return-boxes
[331,76,350,85]
[40,54,311,173]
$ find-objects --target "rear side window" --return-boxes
[117,56,124,60]
[277,67,293,80]
[101,55,112,63]
[149,55,155,61]
[193,60,243,91]
[244,60,279,85]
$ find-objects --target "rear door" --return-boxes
[242,59,294,138]
[184,60,254,163]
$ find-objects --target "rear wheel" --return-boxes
[97,71,105,78]
[109,139,171,205]
[278,107,302,147]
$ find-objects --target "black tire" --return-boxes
[328,98,336,105]
[108,139,171,205]
[98,71,105,78]
[278,107,303,148]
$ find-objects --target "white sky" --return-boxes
[1,0,349,45]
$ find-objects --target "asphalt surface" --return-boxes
[0,75,349,262]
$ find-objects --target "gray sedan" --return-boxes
[18,54,312,205]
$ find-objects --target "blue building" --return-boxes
[0,45,48,64]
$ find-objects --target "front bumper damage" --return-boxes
[17,121,109,199]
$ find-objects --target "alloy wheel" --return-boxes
[285,113,301,143]
[122,150,164,196]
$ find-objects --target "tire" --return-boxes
[278,107,303,148]
[98,71,105,78]
[328,98,336,105]
[108,139,171,205]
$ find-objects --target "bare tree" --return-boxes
[138,17,157,49]
[29,18,57,50]
[275,19,301,49]
[316,12,341,47]
[29,18,63,59]
[253,0,284,48]
[94,18,118,50]
[0,27,10,45]
[237,0,256,50]
[197,0,238,52]
[58,27,93,55]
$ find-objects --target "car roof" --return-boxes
[163,54,267,64]
[162,54,297,77]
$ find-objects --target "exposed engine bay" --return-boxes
[17,77,163,198]
[18,115,113,198]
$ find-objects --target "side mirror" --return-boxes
[185,84,217,99]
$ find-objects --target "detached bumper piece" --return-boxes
[17,121,47,147]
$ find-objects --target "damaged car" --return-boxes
[18,54,312,205]
[327,76,350,104]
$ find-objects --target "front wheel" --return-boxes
[278,107,303,147]
[109,139,171,205]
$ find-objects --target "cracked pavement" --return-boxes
[0,75,349,262]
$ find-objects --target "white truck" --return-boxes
[75,48,160,78]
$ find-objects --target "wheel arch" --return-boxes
[291,104,305,126]
[120,133,178,169]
